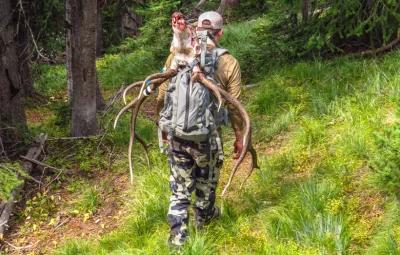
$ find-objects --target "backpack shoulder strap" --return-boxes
[171,66,192,131]
[212,47,229,69]
[214,48,228,58]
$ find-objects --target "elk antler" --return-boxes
[135,134,152,168]
[194,72,259,196]
[239,145,259,190]
[123,81,143,105]
[114,69,178,184]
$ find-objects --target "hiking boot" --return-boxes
[195,206,221,229]
[167,236,184,253]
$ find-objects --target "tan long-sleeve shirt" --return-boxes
[156,52,244,134]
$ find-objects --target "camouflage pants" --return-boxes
[167,132,223,246]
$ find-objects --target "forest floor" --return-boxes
[2,20,400,255]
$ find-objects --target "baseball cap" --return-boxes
[197,11,223,30]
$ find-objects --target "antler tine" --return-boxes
[239,145,260,190]
[219,87,251,196]
[139,71,173,99]
[192,73,223,111]
[136,134,152,168]
[123,81,143,105]
[126,69,178,184]
[128,95,146,184]
[114,97,139,129]
[195,73,257,197]
[114,72,176,130]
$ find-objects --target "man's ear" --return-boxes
[218,28,224,37]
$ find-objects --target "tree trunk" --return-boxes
[119,0,142,38]
[66,11,73,99]
[96,0,106,111]
[0,0,27,151]
[217,0,239,14]
[96,78,106,111]
[66,0,98,137]
[17,16,34,97]
[301,0,311,23]
[96,0,104,57]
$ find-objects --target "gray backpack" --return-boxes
[159,48,228,142]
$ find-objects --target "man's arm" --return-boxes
[215,54,244,158]
[215,54,244,133]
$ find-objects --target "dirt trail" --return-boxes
[1,172,130,255]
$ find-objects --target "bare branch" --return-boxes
[46,135,102,141]
[16,0,49,61]
[0,135,7,158]
[195,0,208,10]
[3,240,38,251]
[350,35,400,57]
[20,155,63,173]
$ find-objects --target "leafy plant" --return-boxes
[22,193,57,227]
[370,123,400,195]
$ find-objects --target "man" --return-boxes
[156,11,244,247]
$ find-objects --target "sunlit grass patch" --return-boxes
[262,179,349,254]
[294,117,326,149]
[54,240,93,255]
[365,200,400,255]
[33,64,67,96]
[70,184,102,217]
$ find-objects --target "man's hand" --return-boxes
[233,134,243,159]
[162,130,168,143]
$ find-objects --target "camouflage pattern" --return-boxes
[167,130,223,246]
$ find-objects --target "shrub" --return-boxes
[370,123,400,195]
[0,163,25,201]
[254,0,400,59]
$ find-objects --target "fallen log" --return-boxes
[348,30,400,58]
[0,190,19,240]
[0,133,47,240]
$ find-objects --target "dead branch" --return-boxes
[244,83,259,89]
[19,156,64,173]
[3,240,38,251]
[103,85,125,115]
[0,135,7,158]
[0,189,19,240]
[46,134,102,141]
[349,33,400,58]
[21,133,47,171]
[43,169,64,193]
[16,0,49,62]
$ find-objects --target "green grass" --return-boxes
[71,185,102,216]
[51,49,400,254]
[0,163,25,201]
[27,16,400,255]
[32,64,67,96]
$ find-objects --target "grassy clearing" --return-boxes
[23,17,400,255]
[52,46,400,254]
